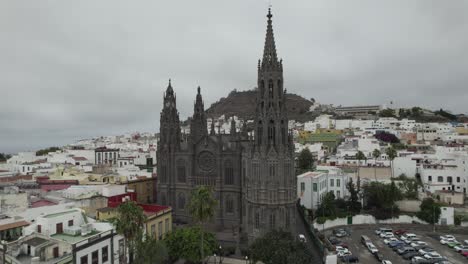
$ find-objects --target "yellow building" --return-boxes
[96,204,172,241]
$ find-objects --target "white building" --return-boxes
[297,166,349,210]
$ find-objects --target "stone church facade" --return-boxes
[156,9,296,240]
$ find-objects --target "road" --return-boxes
[295,207,324,263]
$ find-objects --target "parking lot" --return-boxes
[324,224,468,264]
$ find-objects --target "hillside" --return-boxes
[205,89,316,121]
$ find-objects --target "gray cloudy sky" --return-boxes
[1,0,468,153]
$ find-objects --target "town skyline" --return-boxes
[2,1,468,153]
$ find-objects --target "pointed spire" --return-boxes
[166,78,174,95]
[210,118,215,135]
[230,117,236,135]
[262,7,278,66]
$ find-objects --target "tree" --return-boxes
[111,201,146,264]
[297,148,314,173]
[164,227,216,263]
[0,153,11,162]
[317,191,337,218]
[355,151,366,167]
[396,174,420,200]
[346,178,361,213]
[385,147,397,178]
[417,198,441,224]
[134,235,169,264]
[372,149,381,182]
[35,147,60,156]
[362,182,402,219]
[188,186,218,264]
[250,230,312,264]
[379,108,396,117]
[375,132,400,144]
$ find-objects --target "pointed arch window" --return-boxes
[254,212,260,229]
[224,160,234,185]
[268,80,274,99]
[178,192,186,210]
[226,196,234,214]
[269,213,276,229]
[260,80,265,97]
[177,159,186,183]
[160,165,167,183]
[277,80,282,97]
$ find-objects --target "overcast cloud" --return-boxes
[1,0,468,153]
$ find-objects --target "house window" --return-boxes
[37,225,41,233]
[313,183,317,192]
[151,224,156,236]
[337,190,341,198]
[447,176,453,183]
[428,176,432,181]
[330,179,334,187]
[158,221,163,239]
[165,219,169,234]
[92,250,98,264]
[336,179,341,187]
[68,220,73,226]
[102,246,109,262]
[300,182,305,193]
[437,176,443,182]
[457,177,460,183]
[80,256,88,264]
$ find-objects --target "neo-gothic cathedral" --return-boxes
[156,9,296,240]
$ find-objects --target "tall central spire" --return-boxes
[261,8,279,67]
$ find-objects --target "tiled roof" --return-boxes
[31,199,58,208]
[72,157,87,161]
[0,220,29,232]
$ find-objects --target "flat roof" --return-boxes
[43,210,77,219]
[24,237,49,247]
[51,230,99,244]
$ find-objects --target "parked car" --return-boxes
[397,246,416,255]
[401,233,417,240]
[374,252,384,261]
[336,242,349,249]
[447,241,461,248]
[380,232,395,239]
[394,229,407,236]
[439,235,455,241]
[298,234,307,243]
[367,242,379,254]
[361,235,371,245]
[389,241,405,248]
[335,246,349,254]
[419,247,435,255]
[384,237,399,245]
[402,251,420,260]
[411,241,427,247]
[461,251,468,257]
[381,261,392,264]
[411,256,434,264]
[440,238,457,245]
[341,255,359,263]
[375,227,393,235]
[334,228,348,237]
[454,245,468,252]
[424,252,442,259]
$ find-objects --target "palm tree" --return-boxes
[188,186,218,263]
[111,201,146,264]
[355,151,366,192]
[372,149,381,181]
[386,147,397,179]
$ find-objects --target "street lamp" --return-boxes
[213,253,217,264]
[218,245,224,264]
[245,256,249,264]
